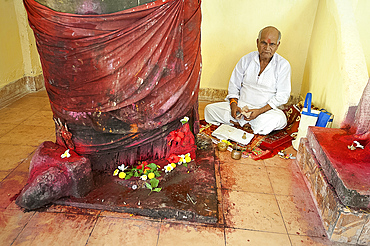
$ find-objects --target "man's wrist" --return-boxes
[229,98,238,105]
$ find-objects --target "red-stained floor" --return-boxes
[0,90,341,246]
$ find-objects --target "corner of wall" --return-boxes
[301,0,368,128]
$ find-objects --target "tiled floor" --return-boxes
[0,90,343,246]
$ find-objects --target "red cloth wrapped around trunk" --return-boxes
[24,0,201,169]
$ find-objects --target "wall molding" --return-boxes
[0,74,44,109]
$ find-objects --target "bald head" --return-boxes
[256,26,281,61]
[258,26,281,43]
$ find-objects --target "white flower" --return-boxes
[164,164,174,173]
[118,164,128,171]
[178,154,186,164]
[180,116,189,124]
[61,149,71,159]
[132,185,138,190]
[140,175,148,180]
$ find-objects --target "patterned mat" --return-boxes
[199,104,300,160]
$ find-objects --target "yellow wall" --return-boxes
[200,0,319,98]
[2,0,370,128]
[355,0,370,77]
[0,0,42,89]
[0,0,24,88]
[300,0,368,127]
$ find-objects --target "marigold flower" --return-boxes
[118,172,126,179]
[184,155,191,163]
[148,172,155,179]
[113,169,119,176]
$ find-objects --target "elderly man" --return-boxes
[204,26,291,135]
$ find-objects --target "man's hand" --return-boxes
[244,104,272,120]
[243,108,262,120]
[230,103,242,119]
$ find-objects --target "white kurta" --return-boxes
[205,51,291,135]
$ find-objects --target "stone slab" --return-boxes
[54,142,219,224]
[307,127,370,208]
[297,138,370,245]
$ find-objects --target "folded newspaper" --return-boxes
[211,124,254,145]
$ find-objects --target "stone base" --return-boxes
[306,127,369,208]
[54,140,219,224]
[16,141,93,210]
[297,138,370,245]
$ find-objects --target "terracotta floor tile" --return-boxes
[217,151,265,166]
[0,124,16,138]
[13,212,97,245]
[0,94,345,245]
[0,171,9,181]
[264,146,297,168]
[158,222,225,246]
[7,96,51,111]
[0,171,28,209]
[0,108,38,125]
[0,125,55,146]
[0,144,35,172]
[276,195,327,237]
[5,200,23,210]
[266,163,309,196]
[222,190,286,233]
[27,89,48,97]
[12,156,33,173]
[225,228,291,246]
[0,208,35,245]
[87,217,160,245]
[220,162,273,193]
[289,235,336,245]
[20,110,54,127]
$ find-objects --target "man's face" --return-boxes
[257,29,280,61]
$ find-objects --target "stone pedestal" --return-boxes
[297,134,369,245]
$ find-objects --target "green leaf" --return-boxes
[145,182,152,190]
[133,171,140,177]
[183,163,188,167]
[154,171,161,177]
[153,188,162,192]
[125,173,133,180]
[150,178,159,188]
[147,163,157,170]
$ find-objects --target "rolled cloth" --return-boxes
[24,0,202,168]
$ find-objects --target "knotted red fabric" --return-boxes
[24,0,201,169]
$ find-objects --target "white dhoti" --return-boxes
[204,102,287,135]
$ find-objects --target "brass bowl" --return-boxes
[231,149,242,160]
[217,141,228,151]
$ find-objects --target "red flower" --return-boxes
[136,161,150,171]
[169,130,185,145]
[167,154,180,163]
